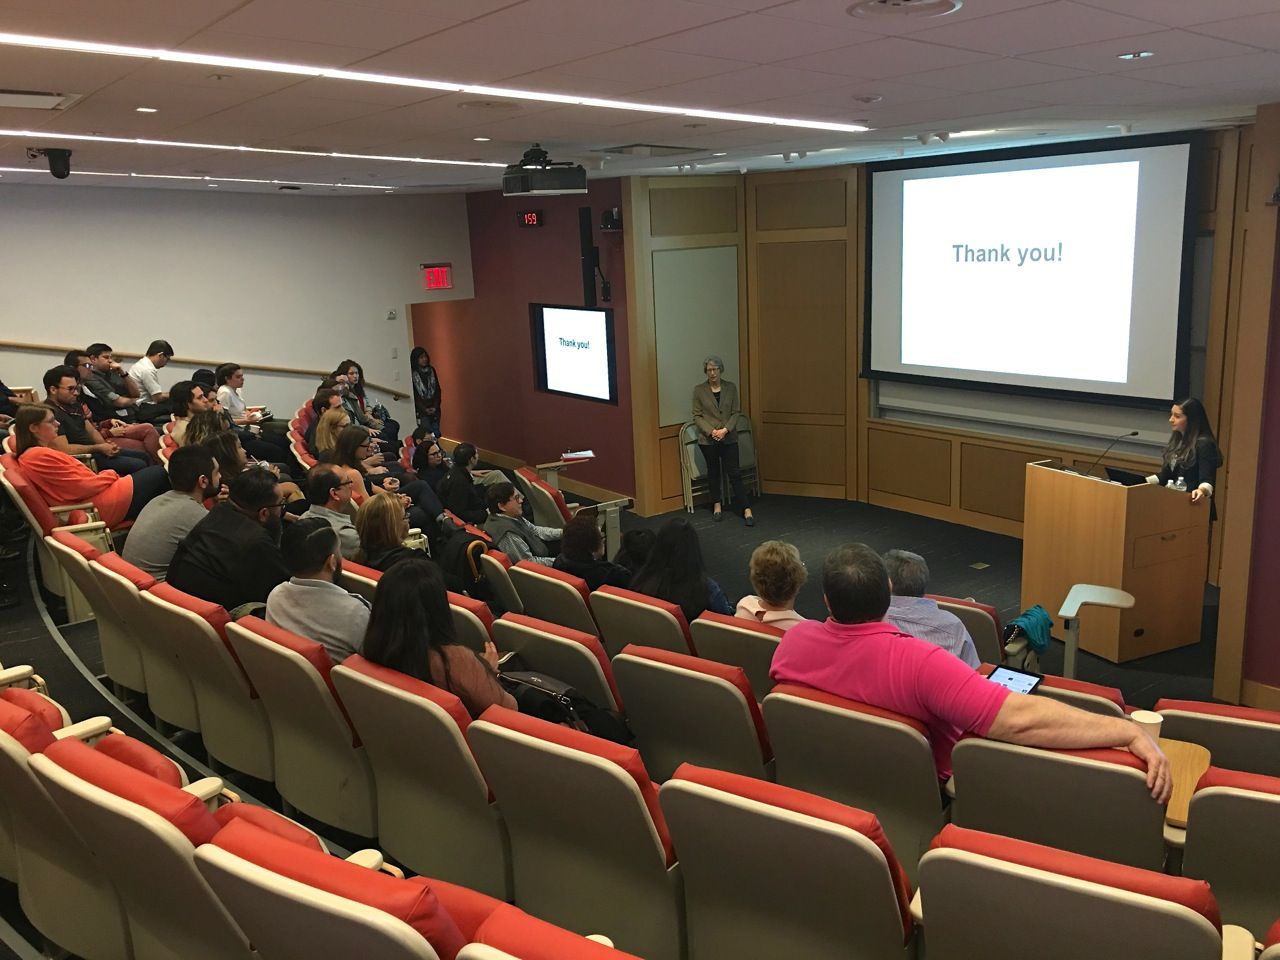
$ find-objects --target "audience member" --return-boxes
[13,405,168,529]
[553,513,631,589]
[304,387,342,453]
[44,366,151,474]
[122,445,219,579]
[202,428,305,506]
[327,425,441,530]
[313,408,350,458]
[266,517,370,664]
[84,343,168,423]
[735,540,810,631]
[437,442,504,525]
[168,380,211,444]
[612,528,656,577]
[166,467,290,615]
[411,430,448,489]
[64,350,162,460]
[482,482,559,566]
[214,362,292,459]
[770,543,1171,797]
[337,358,398,445]
[300,463,360,559]
[631,518,733,623]
[882,548,980,668]
[354,491,422,571]
[362,557,515,719]
[410,347,441,437]
[127,340,174,403]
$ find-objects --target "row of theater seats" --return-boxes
[36,525,1280,955]
[0,660,640,960]
[3,656,1279,960]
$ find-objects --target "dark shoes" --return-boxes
[712,509,723,522]
[745,514,756,527]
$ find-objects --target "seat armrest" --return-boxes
[50,502,98,515]
[52,716,113,742]
[183,777,225,805]
[910,888,924,925]
[1163,823,1186,849]
[1220,925,1256,960]
[944,776,957,799]
[0,665,35,687]
[345,849,385,871]
[585,935,616,947]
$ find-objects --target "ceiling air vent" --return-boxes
[847,0,962,18]
[594,144,706,158]
[0,88,83,110]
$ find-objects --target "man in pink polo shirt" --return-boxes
[770,543,1170,801]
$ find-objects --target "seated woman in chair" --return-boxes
[631,518,734,624]
[554,513,632,590]
[735,540,810,631]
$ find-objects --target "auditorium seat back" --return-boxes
[478,550,523,615]
[1155,699,1280,778]
[689,611,785,701]
[448,591,494,653]
[514,467,573,529]
[927,595,1004,664]
[589,586,693,658]
[89,553,163,707]
[508,562,598,636]
[339,559,382,604]
[492,613,621,713]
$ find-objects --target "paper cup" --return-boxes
[1130,709,1163,740]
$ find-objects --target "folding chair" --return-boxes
[678,422,711,513]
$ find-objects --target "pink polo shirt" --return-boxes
[770,617,1011,778]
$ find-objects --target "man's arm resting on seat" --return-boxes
[985,693,1171,802]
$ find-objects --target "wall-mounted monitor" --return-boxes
[530,303,618,404]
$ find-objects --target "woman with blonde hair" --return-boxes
[313,407,350,458]
[355,492,420,571]
[735,540,810,631]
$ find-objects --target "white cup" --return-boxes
[1130,709,1163,740]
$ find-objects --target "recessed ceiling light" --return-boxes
[1117,50,1154,60]
[135,106,157,112]
[472,137,491,142]
[852,94,884,104]
[848,0,961,19]
[950,129,997,138]
[0,29,870,134]
[712,152,727,157]
[206,183,218,187]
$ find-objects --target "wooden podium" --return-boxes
[1020,462,1209,663]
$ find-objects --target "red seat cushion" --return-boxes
[477,704,675,865]
[462,522,493,544]
[476,903,643,959]
[211,803,323,851]
[619,644,770,758]
[448,591,494,631]
[343,560,383,583]
[485,550,511,570]
[0,696,56,755]
[928,825,1221,931]
[596,586,692,648]
[769,682,932,739]
[94,552,158,591]
[1,458,61,535]
[499,613,623,712]
[0,687,65,734]
[340,655,472,733]
[1194,765,1280,799]
[1266,917,1280,949]
[92,734,185,788]
[517,467,574,523]
[695,610,786,639]
[514,561,591,607]
[50,529,101,561]
[671,762,914,941]
[1154,699,1280,727]
[209,818,494,960]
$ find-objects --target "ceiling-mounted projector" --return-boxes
[502,143,587,196]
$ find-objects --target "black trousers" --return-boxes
[700,441,749,510]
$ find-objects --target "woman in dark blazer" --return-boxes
[1147,397,1223,521]
[692,355,754,526]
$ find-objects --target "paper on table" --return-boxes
[563,450,595,460]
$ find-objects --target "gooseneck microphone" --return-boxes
[1083,430,1140,479]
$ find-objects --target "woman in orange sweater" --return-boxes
[14,405,169,528]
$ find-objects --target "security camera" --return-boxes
[28,147,73,179]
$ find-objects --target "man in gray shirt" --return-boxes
[300,463,360,559]
[266,517,370,664]
[122,446,219,578]
[882,548,981,669]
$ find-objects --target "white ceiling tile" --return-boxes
[636,65,860,107]
[1072,0,1280,29]
[1190,11,1280,52]
[177,29,383,69]
[496,70,657,97]
[910,1,1166,56]
[108,60,313,98]
[762,0,1054,34]
[909,57,1088,92]
[761,76,958,109]
[643,13,878,63]
[212,0,455,50]
[687,0,798,10]
[1005,73,1184,105]
[0,47,143,96]
[470,0,739,44]
[335,0,528,18]
[551,46,750,84]
[775,36,995,79]
[850,92,1051,128]
[0,0,245,45]
[1024,29,1263,72]
[1125,52,1280,90]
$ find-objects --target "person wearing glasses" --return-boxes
[63,349,163,462]
[166,467,291,616]
[328,425,441,532]
[411,431,449,491]
[482,481,560,566]
[692,355,755,527]
[299,463,361,559]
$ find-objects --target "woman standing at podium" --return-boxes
[1147,398,1223,519]
[692,355,755,526]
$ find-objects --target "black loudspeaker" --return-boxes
[579,206,598,307]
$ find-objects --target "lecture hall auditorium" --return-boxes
[2,1,1280,957]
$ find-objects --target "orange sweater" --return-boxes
[17,447,133,528]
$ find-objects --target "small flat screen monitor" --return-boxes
[531,303,618,404]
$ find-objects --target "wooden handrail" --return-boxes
[0,339,409,401]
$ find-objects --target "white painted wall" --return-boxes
[0,183,473,426]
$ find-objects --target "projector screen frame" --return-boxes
[529,301,620,406]
[861,131,1205,409]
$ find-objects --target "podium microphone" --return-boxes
[1083,430,1140,479]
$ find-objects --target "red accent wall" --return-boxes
[411,179,634,496]
[1243,217,1280,687]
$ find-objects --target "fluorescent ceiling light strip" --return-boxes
[0,164,391,188]
[0,30,870,134]
[0,128,505,167]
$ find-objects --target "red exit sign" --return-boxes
[420,262,453,290]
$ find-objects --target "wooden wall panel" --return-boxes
[960,444,1044,522]
[755,179,847,231]
[759,422,845,485]
[649,186,738,237]
[757,241,846,415]
[867,429,950,504]
[659,434,684,501]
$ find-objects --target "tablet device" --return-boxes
[1105,466,1148,486]
[987,665,1043,695]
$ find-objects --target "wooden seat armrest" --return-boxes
[52,717,113,742]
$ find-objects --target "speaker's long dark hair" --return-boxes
[1163,397,1219,469]
[362,558,460,691]
[631,518,711,622]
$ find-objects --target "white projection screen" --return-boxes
[866,136,1196,405]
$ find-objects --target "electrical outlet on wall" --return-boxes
[386,309,398,322]
[391,347,398,359]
